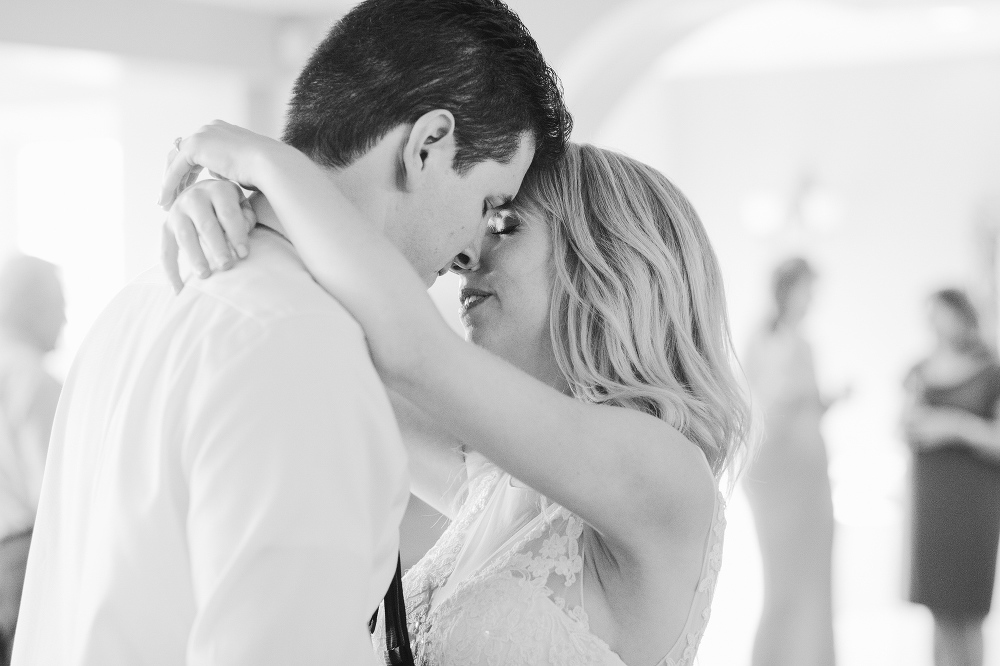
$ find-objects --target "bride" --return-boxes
[160,121,750,666]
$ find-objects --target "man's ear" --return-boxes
[400,109,457,191]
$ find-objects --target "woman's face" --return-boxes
[455,207,567,390]
[782,277,814,325]
[928,300,968,345]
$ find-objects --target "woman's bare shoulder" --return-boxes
[605,415,719,554]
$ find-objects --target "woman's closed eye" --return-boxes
[483,194,516,224]
[488,212,520,236]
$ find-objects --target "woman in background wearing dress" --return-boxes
[904,288,1000,666]
[742,257,836,666]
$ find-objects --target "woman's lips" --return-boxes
[459,287,492,314]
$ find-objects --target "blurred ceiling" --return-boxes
[660,0,1000,77]
[6,0,1000,139]
[177,0,1000,15]
[175,0,600,18]
[173,0,622,61]
[179,0,350,13]
[1,0,620,78]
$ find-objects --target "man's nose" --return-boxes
[450,248,480,274]
[450,236,483,274]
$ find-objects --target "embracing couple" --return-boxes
[12,1,750,665]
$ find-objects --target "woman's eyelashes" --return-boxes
[483,196,515,221]
[488,213,520,236]
[482,197,505,217]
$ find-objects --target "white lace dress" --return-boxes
[388,454,726,666]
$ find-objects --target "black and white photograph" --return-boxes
[3,0,1000,664]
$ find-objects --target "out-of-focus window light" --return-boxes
[658,0,1000,78]
[15,138,125,377]
[739,179,844,238]
[930,4,979,33]
[739,191,786,237]
[1,44,126,378]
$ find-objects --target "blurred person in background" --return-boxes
[903,288,1000,666]
[742,256,836,666]
[0,255,64,665]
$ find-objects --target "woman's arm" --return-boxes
[162,122,716,556]
[387,391,467,519]
[900,362,1000,459]
[910,404,1000,461]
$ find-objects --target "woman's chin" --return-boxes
[465,327,492,350]
[465,328,507,358]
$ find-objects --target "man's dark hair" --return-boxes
[282,0,572,175]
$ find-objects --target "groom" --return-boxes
[12,1,569,664]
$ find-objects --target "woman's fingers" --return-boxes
[165,142,179,173]
[160,121,278,210]
[180,165,204,196]
[160,122,239,209]
[161,133,212,210]
[213,184,254,261]
[161,178,255,289]
[184,193,234,270]
[161,222,184,294]
[162,136,211,208]
[171,212,212,279]
[239,195,258,256]
[161,144,198,209]
[160,144,183,209]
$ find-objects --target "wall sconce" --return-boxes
[740,171,843,237]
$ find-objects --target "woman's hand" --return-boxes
[161,179,257,293]
[159,120,292,210]
[906,406,971,449]
[159,121,299,292]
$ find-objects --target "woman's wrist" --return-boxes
[251,140,304,193]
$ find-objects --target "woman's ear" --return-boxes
[400,109,457,191]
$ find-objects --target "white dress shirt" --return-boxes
[13,227,409,665]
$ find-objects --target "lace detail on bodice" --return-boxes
[393,464,726,666]
[664,496,726,666]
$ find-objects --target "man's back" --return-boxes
[13,227,408,665]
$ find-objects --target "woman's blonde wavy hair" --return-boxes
[512,143,750,480]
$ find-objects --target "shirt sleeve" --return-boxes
[181,313,406,666]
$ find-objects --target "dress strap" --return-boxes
[580,532,587,615]
[370,554,415,666]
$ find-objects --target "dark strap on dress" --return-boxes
[368,554,415,666]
